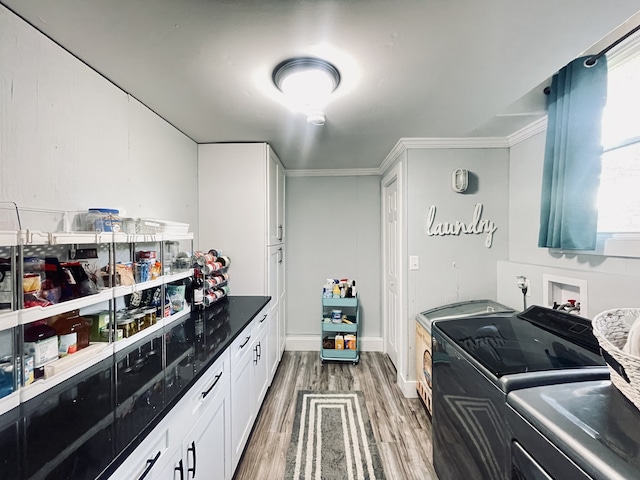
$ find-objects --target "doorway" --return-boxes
[382,163,403,373]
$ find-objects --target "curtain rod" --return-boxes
[544,22,640,94]
[585,22,640,66]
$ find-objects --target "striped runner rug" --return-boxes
[284,391,386,480]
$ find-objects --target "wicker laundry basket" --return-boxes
[592,308,640,410]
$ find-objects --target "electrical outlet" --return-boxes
[409,256,420,270]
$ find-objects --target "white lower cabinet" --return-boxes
[167,373,232,480]
[112,301,274,480]
[253,310,270,410]
[230,303,271,471]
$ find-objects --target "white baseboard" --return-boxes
[286,335,384,352]
[397,371,418,398]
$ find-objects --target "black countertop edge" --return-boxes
[97,295,270,480]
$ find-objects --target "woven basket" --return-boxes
[592,308,640,410]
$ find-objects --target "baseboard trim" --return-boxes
[286,335,384,352]
[397,371,418,399]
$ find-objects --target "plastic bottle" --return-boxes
[332,284,341,298]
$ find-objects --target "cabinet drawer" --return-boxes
[170,350,230,447]
[253,304,270,337]
[110,425,169,480]
[229,322,255,369]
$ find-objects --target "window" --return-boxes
[596,36,640,233]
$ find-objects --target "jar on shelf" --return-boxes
[116,314,137,339]
[24,321,58,379]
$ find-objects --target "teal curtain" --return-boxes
[538,55,608,250]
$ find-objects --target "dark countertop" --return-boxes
[508,380,640,480]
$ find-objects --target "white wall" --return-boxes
[497,130,640,317]
[286,175,381,342]
[403,146,510,380]
[0,6,198,234]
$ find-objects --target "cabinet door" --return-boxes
[230,334,255,471]
[278,245,286,356]
[181,376,231,480]
[268,149,281,245]
[253,317,269,411]
[277,164,285,243]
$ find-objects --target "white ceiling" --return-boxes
[2,1,640,170]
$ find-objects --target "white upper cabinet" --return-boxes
[198,143,286,296]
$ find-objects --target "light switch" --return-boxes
[410,256,420,270]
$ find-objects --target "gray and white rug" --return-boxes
[284,391,386,480]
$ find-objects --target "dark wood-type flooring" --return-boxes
[233,351,438,480]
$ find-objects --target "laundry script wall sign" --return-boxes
[426,203,497,248]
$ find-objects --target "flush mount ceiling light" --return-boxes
[273,57,340,125]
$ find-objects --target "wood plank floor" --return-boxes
[233,351,438,480]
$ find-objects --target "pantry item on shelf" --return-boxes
[0,356,15,398]
[143,307,157,328]
[332,283,341,298]
[87,311,110,342]
[0,261,12,310]
[115,263,135,286]
[39,279,62,304]
[85,208,122,233]
[116,313,138,338]
[24,321,58,379]
[323,336,335,349]
[50,312,91,356]
[167,285,186,314]
[345,334,357,350]
[335,334,345,350]
[331,309,342,323]
[60,261,99,298]
[22,273,41,294]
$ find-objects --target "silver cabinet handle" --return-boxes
[278,224,283,241]
[278,247,283,264]
[239,335,251,349]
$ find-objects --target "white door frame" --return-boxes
[381,161,407,393]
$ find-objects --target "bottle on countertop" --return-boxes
[350,280,356,298]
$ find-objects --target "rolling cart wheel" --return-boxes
[353,360,358,365]
[321,359,326,364]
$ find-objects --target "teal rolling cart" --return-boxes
[321,294,359,364]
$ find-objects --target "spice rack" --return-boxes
[320,294,360,365]
[0,229,194,411]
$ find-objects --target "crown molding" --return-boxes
[285,168,381,177]
[506,117,548,146]
[378,139,408,176]
[285,117,549,177]
[397,136,510,149]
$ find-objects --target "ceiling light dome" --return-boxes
[273,57,340,119]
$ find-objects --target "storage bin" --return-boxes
[593,308,640,410]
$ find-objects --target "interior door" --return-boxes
[383,169,400,368]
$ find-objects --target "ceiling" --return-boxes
[2,1,640,171]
